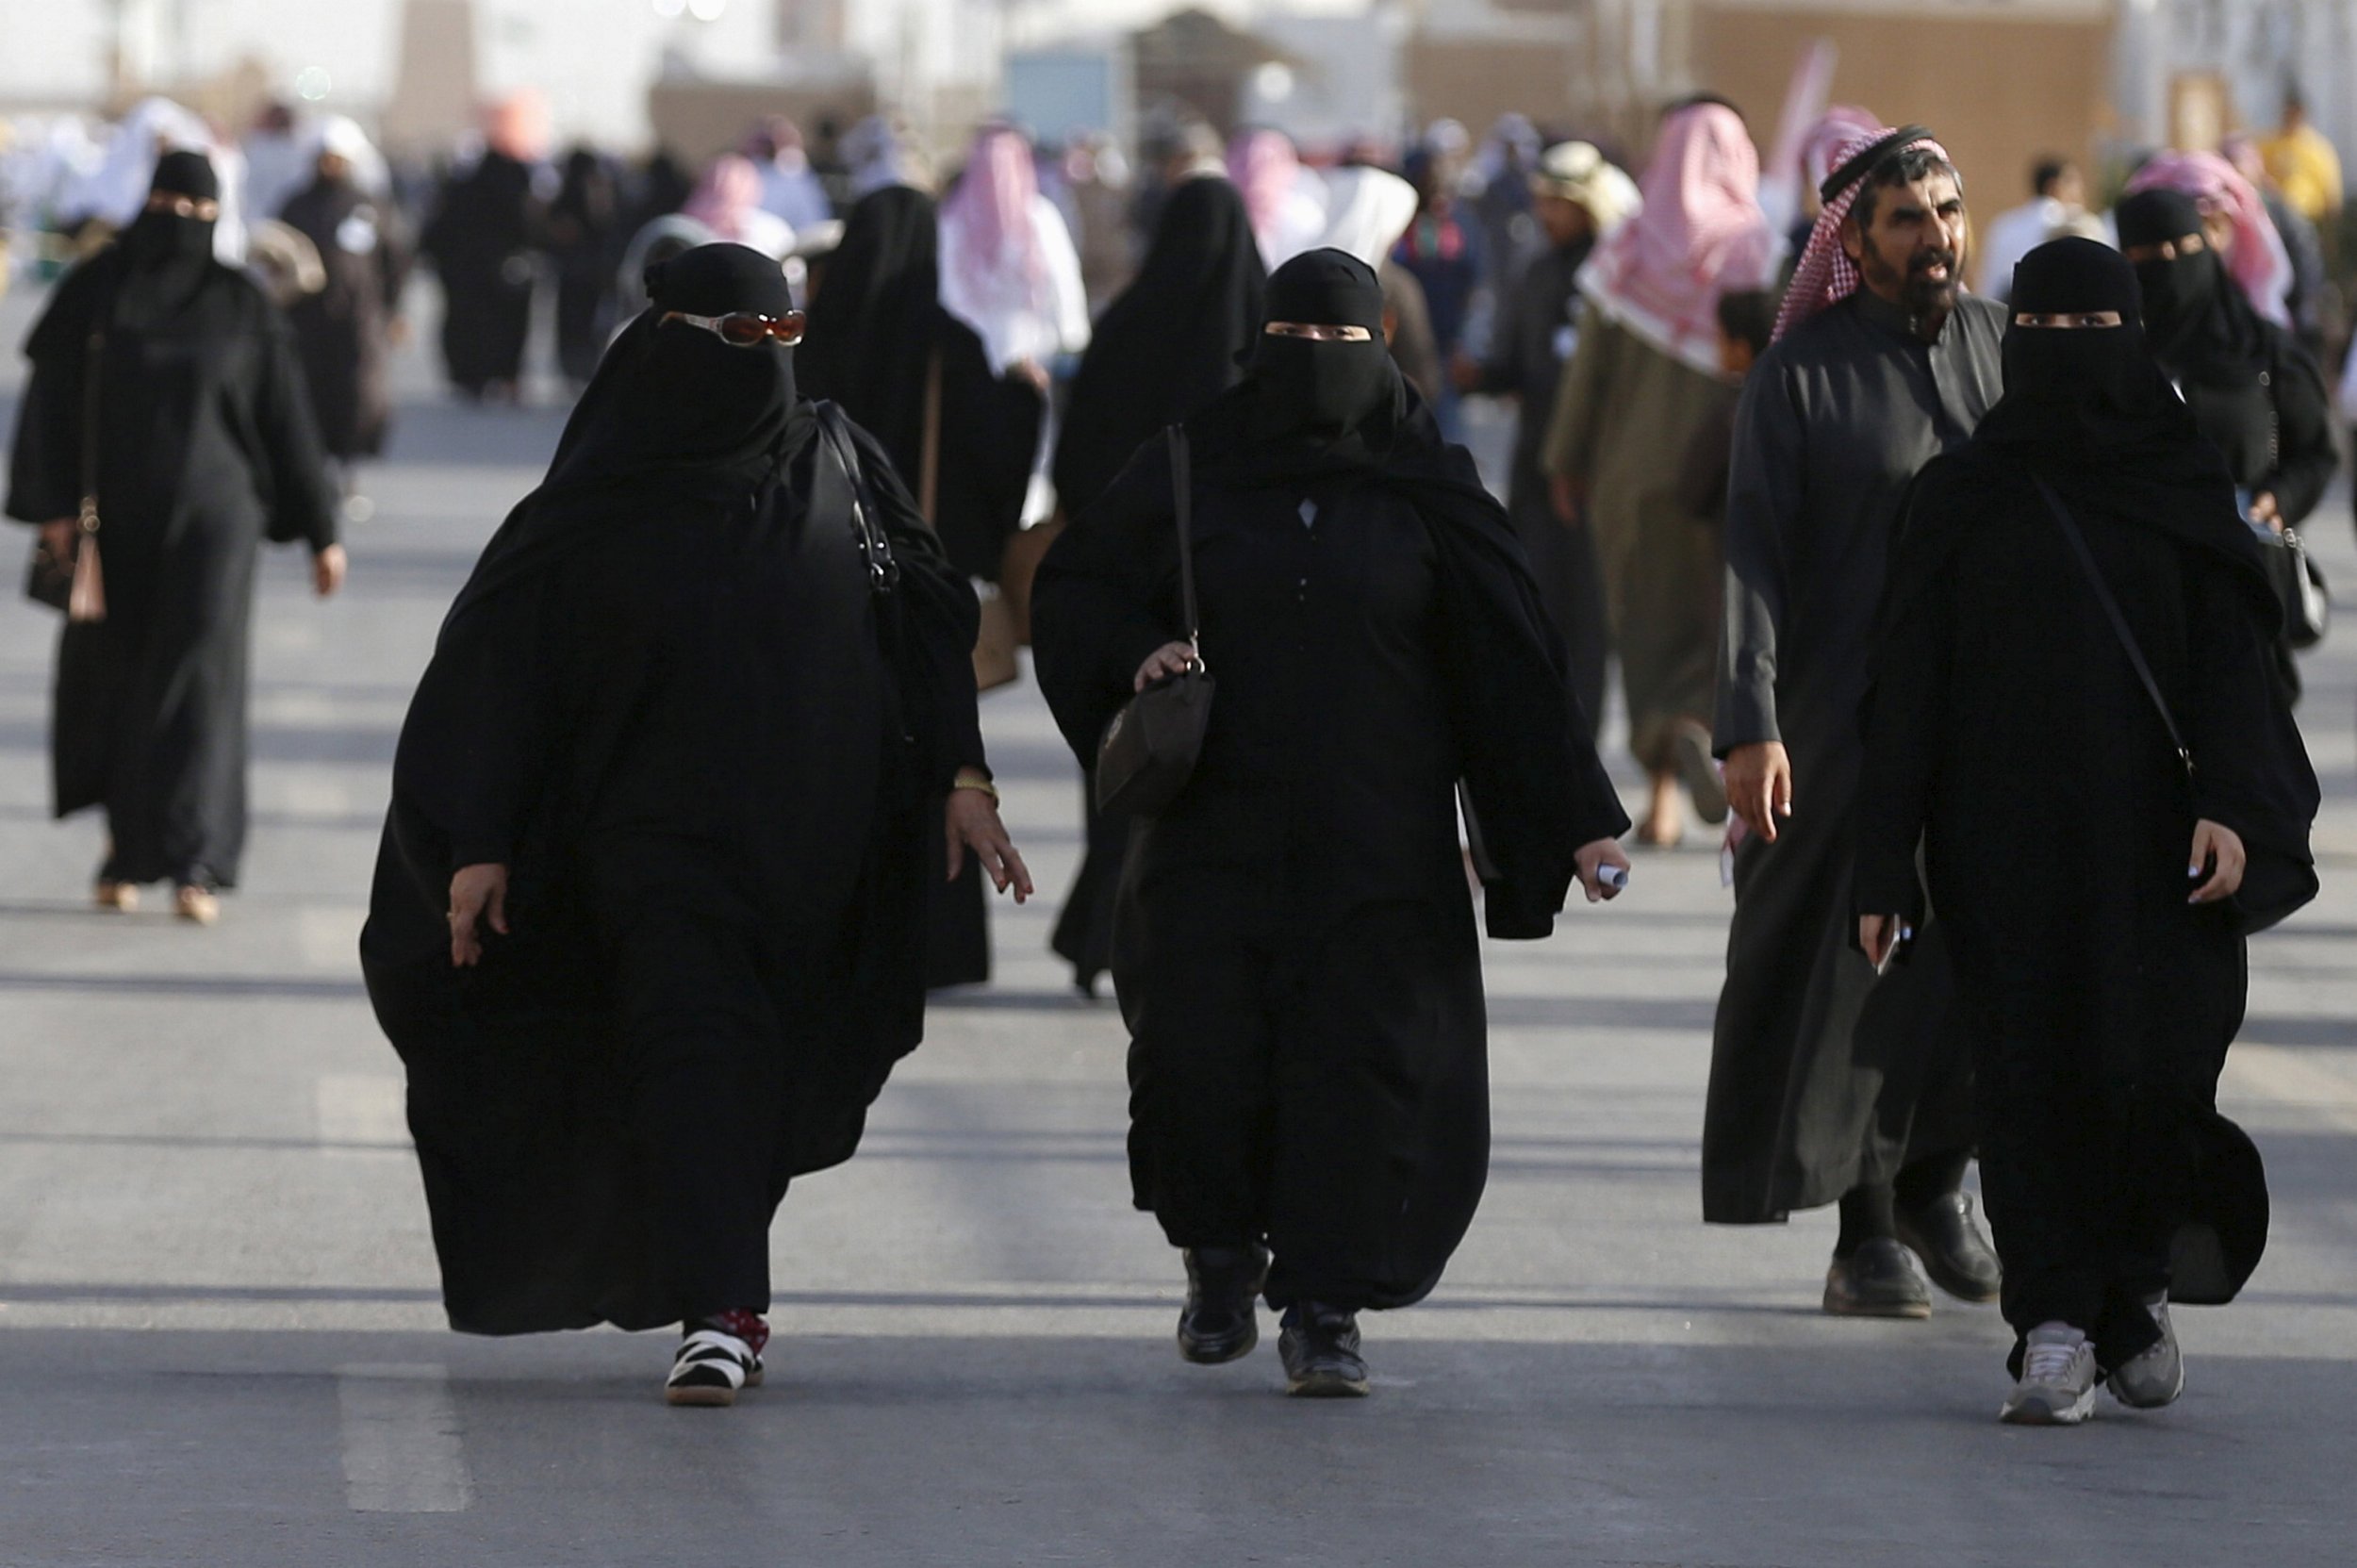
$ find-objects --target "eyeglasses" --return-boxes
[145,192,221,221]
[662,309,807,347]
[1263,322,1375,342]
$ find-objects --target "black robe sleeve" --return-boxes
[2181,546,2320,860]
[849,421,986,785]
[2261,330,2336,529]
[1031,437,1195,765]
[393,575,560,870]
[1853,477,1956,927]
[250,299,341,550]
[7,265,109,526]
[1714,354,1806,753]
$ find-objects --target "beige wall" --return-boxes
[646,80,878,168]
[1693,6,2112,242]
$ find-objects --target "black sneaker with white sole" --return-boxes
[1278,1303,1370,1397]
[666,1326,765,1407]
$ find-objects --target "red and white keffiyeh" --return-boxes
[2122,150,2295,327]
[1772,124,1953,343]
[1576,101,1781,375]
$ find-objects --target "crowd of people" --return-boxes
[0,82,2336,1425]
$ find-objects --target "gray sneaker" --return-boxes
[2001,1323,2098,1426]
[2106,1296,2185,1410]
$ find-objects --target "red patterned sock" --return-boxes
[702,1308,769,1357]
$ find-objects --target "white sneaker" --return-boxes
[665,1326,763,1407]
[2106,1295,2185,1410]
[2001,1323,2098,1426]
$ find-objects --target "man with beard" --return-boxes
[1708,125,2006,1317]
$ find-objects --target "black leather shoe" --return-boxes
[1278,1303,1370,1396]
[1895,1190,2003,1302]
[1178,1245,1268,1364]
[1822,1236,1933,1319]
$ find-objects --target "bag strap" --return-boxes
[1167,425,1200,652]
[77,328,104,535]
[814,402,900,597]
[918,349,943,522]
[2034,475,2193,778]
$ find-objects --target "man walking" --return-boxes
[1708,124,2004,1316]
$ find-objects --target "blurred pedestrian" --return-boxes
[938,125,1090,396]
[1063,133,1137,309]
[2220,134,2329,359]
[683,155,794,262]
[1711,124,2005,1316]
[1047,175,1265,995]
[2123,151,2296,326]
[360,243,1030,1407]
[1316,165,1442,409]
[1545,100,1778,845]
[420,95,548,401]
[1228,126,1327,271]
[1458,141,1637,742]
[277,117,411,511]
[1031,250,1630,1397]
[1975,157,2093,302]
[1391,150,1484,435]
[747,116,832,233]
[1465,114,1543,291]
[7,152,345,924]
[1858,238,2318,1424]
[2115,187,2337,700]
[240,101,310,232]
[799,184,1047,988]
[544,146,622,389]
[2257,89,2343,231]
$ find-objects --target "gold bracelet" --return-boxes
[952,771,999,803]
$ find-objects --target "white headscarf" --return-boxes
[1314,166,1420,271]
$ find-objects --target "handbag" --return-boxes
[2036,477,2316,934]
[24,327,107,620]
[915,349,1020,695]
[2257,524,2328,649]
[1094,426,1213,817]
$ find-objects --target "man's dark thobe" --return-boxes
[1469,235,1607,735]
[1706,289,2004,1223]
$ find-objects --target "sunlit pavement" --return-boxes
[2,281,2354,1565]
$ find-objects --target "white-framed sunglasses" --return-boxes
[662,309,807,348]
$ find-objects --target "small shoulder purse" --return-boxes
[1094,426,1214,817]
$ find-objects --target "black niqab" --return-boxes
[2116,189,2269,385]
[453,243,806,615]
[1248,248,1397,444]
[1977,238,2194,472]
[39,149,223,343]
[1052,176,1267,517]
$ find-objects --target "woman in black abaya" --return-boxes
[360,244,1031,1406]
[1856,239,2317,1426]
[2115,188,2336,698]
[799,184,1045,987]
[8,151,345,923]
[1033,251,1631,1396]
[1047,175,1267,993]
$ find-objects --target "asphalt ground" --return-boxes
[2,278,2354,1565]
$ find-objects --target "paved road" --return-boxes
[2,281,2355,1567]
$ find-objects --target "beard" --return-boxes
[1861,243,1962,317]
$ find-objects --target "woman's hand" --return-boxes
[2248,491,2283,533]
[448,863,511,967]
[948,786,1034,902]
[2188,819,2247,904]
[40,518,75,561]
[1132,640,1198,691]
[1574,838,1632,903]
[1722,742,1793,843]
[314,543,349,599]
[1858,914,1909,971]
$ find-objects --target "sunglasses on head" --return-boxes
[662,309,807,348]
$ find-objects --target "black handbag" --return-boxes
[1095,427,1213,817]
[24,327,107,619]
[2036,478,2317,934]
[2257,524,2328,649]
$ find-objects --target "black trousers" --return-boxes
[1119,870,1489,1312]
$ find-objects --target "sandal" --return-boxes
[94,881,140,913]
[173,884,221,926]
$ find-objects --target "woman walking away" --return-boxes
[360,244,1031,1406]
[1047,174,1266,996]
[1033,250,1631,1397]
[8,150,345,924]
[1856,239,2318,1426]
[420,94,546,402]
[799,183,1046,987]
[277,117,411,514]
[2114,185,2336,701]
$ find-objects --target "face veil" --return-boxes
[1244,249,1399,449]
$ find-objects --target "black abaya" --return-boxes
[278,173,409,459]
[7,230,339,886]
[420,151,539,395]
[361,253,986,1333]
[1033,266,1625,1309]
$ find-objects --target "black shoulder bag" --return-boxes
[1095,427,1214,817]
[2035,477,2316,935]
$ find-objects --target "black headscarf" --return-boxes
[1052,176,1267,518]
[35,149,225,343]
[1975,238,2194,471]
[1197,248,1407,491]
[796,185,940,476]
[2115,188,2270,386]
[452,242,808,616]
